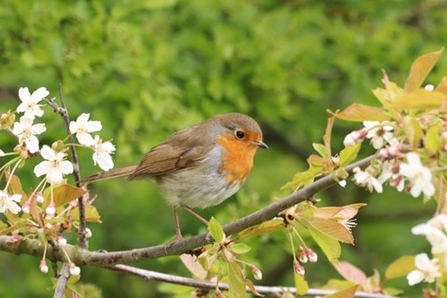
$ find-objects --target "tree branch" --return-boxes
[0,154,375,266]
[104,263,398,298]
[53,263,70,298]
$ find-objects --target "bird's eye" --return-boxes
[235,130,245,139]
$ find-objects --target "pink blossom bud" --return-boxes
[343,130,365,147]
[56,236,67,247]
[305,248,318,263]
[293,259,305,276]
[298,247,308,263]
[22,200,31,214]
[250,265,262,280]
[45,202,56,217]
[35,192,44,204]
[85,228,92,238]
[69,263,81,276]
[40,260,49,274]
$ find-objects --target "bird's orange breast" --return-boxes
[215,135,258,186]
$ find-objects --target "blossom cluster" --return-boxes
[343,107,446,288]
[345,121,435,199]
[0,86,115,212]
[2,87,115,186]
[406,214,447,285]
[0,86,115,276]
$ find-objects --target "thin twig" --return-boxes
[46,92,88,249]
[53,263,70,298]
[105,263,398,298]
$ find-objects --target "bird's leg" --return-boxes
[173,206,183,240]
[182,205,209,226]
[164,207,183,249]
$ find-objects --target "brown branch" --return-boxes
[0,154,376,266]
[53,263,70,298]
[105,263,398,298]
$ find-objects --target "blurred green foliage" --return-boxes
[0,0,446,297]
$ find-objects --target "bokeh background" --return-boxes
[1,0,447,297]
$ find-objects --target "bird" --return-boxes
[83,113,268,240]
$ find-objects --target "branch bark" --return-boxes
[105,263,397,298]
[0,154,375,265]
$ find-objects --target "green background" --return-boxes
[1,0,446,297]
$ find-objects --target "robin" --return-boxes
[84,113,268,239]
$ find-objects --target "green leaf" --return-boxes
[238,219,285,238]
[385,255,416,280]
[335,104,389,122]
[339,143,361,166]
[230,243,251,255]
[404,48,444,93]
[425,122,443,151]
[228,262,246,298]
[372,81,404,109]
[281,165,323,190]
[324,285,359,298]
[294,273,309,296]
[313,143,330,158]
[402,115,423,150]
[391,89,447,109]
[307,224,341,263]
[208,217,225,243]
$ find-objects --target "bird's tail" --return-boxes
[82,165,138,183]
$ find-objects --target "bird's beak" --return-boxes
[254,140,268,149]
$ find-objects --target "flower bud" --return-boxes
[35,192,44,204]
[250,265,262,280]
[306,248,318,263]
[45,202,56,217]
[69,263,81,276]
[56,236,67,247]
[85,228,92,238]
[293,259,305,276]
[22,200,31,214]
[40,260,49,274]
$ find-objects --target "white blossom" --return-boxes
[412,215,447,254]
[407,253,441,285]
[352,166,383,193]
[0,190,22,214]
[16,87,49,119]
[363,121,395,149]
[12,116,46,153]
[69,113,102,146]
[399,153,435,198]
[92,135,115,171]
[34,145,74,185]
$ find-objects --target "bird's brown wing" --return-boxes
[128,125,213,180]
